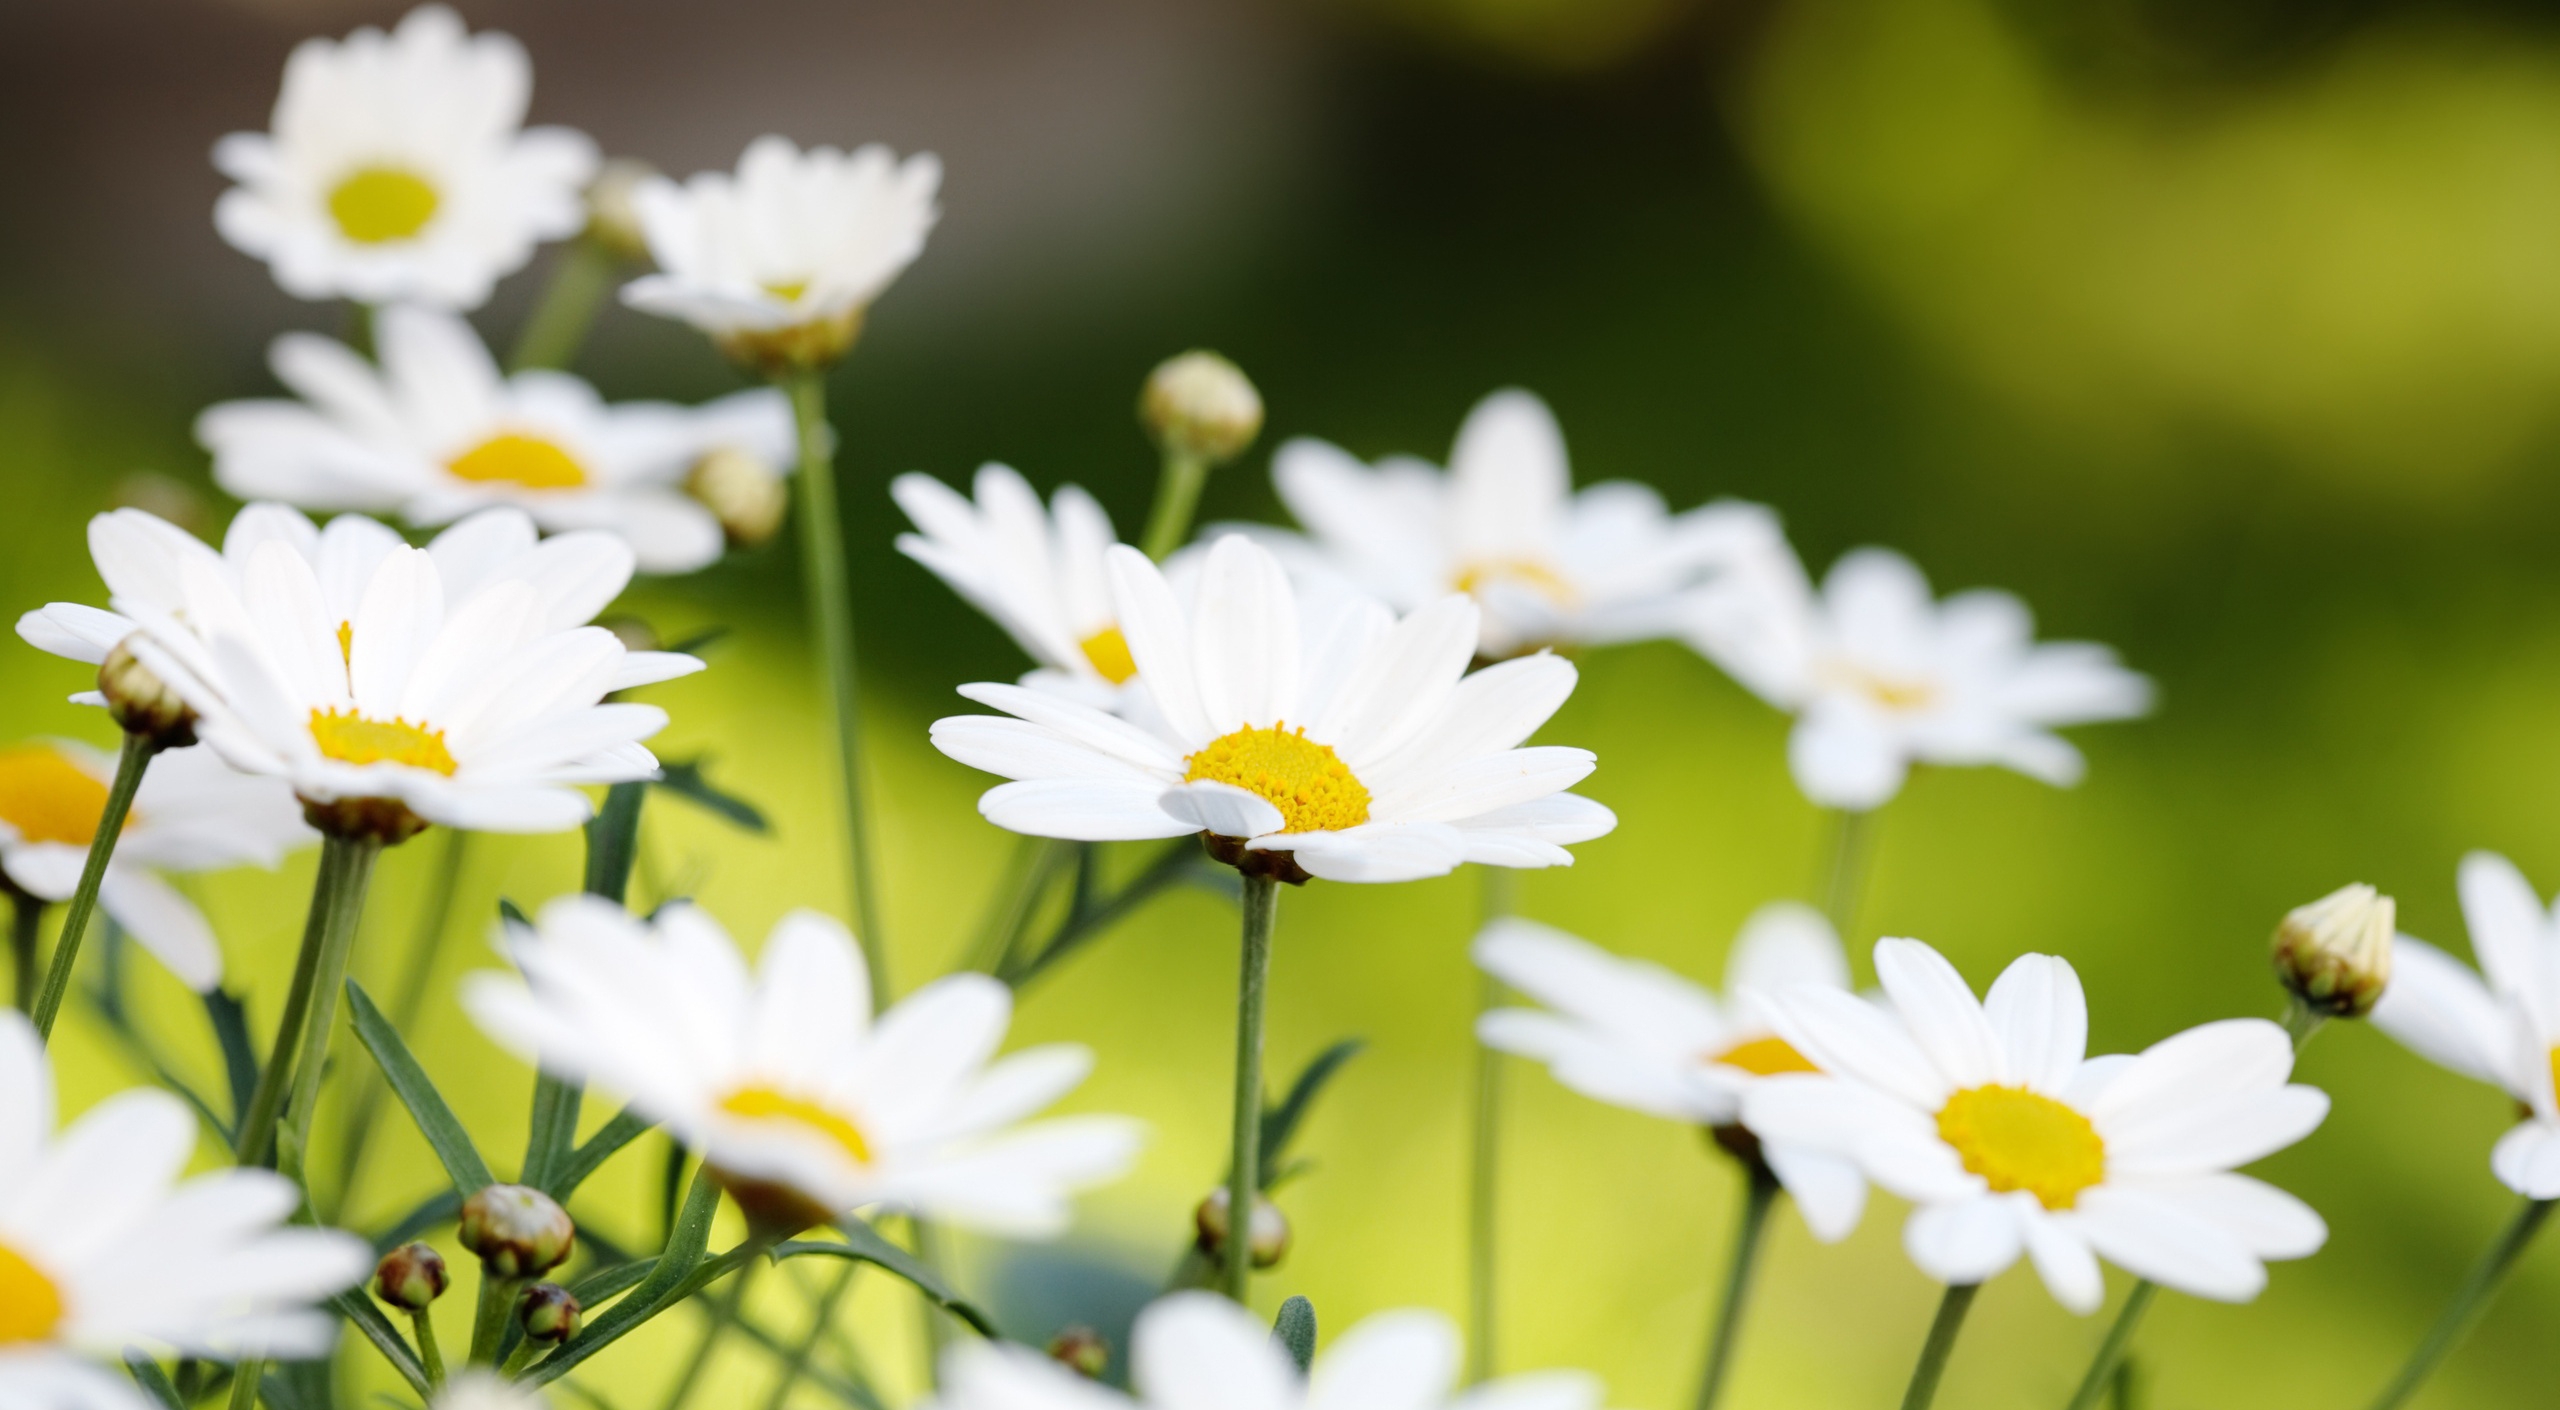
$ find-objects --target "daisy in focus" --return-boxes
[0,1012,372,1410]
[1686,543,2152,812]
[199,306,794,573]
[622,135,942,371]
[0,742,311,991]
[465,896,1141,1236]
[212,5,596,309]
[1264,390,1780,660]
[894,464,1142,707]
[930,535,1616,884]
[1475,904,1868,1240]
[1744,938,2329,1312]
[925,1291,1604,1410]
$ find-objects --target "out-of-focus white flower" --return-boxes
[894,465,1139,708]
[0,742,311,991]
[1687,542,2151,811]
[198,307,793,574]
[431,1372,546,1410]
[212,5,596,310]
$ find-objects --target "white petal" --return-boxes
[1982,954,2086,1097]
[1873,939,2003,1089]
[1307,1310,1457,1410]
[1158,781,1284,839]
[1132,1292,1298,1410]
[980,780,1196,842]
[2019,1205,2105,1314]
[1903,1194,2024,1285]
[2371,937,2516,1091]
[2490,1120,2560,1198]
[2074,1185,2268,1303]
[1764,1144,1867,1243]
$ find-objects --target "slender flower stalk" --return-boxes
[334,827,474,1207]
[2063,1282,2157,1410]
[1466,864,1518,1384]
[2368,1199,2556,1410]
[511,235,620,372]
[1817,807,1873,947]
[1694,1164,1780,1410]
[1136,349,1260,562]
[28,731,154,1039]
[1138,449,1209,564]
[412,1309,447,1388]
[8,889,37,1013]
[1899,1283,1979,1410]
[237,833,382,1168]
[1224,874,1281,1302]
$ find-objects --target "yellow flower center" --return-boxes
[0,1240,64,1346]
[309,709,457,776]
[447,433,589,492]
[0,746,128,848]
[1824,661,1939,713]
[1183,723,1371,835]
[719,1085,874,1166]
[1936,1084,2106,1211]
[763,279,810,302]
[1453,558,1577,607]
[1078,626,1138,685]
[1709,1034,1821,1077]
[328,165,441,244]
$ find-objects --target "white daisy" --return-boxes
[2372,851,2560,1197]
[1741,939,2329,1312]
[1686,542,2152,812]
[929,535,1616,885]
[1475,904,1868,1240]
[926,1291,1604,1410]
[1262,390,1781,661]
[0,742,311,992]
[0,1012,372,1410]
[622,135,942,369]
[198,306,794,574]
[464,896,1140,1237]
[432,1373,545,1410]
[212,5,597,310]
[893,464,1139,708]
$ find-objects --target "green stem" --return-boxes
[663,1257,761,1410]
[227,1361,262,1410]
[30,732,153,1039]
[1817,807,1875,948]
[1138,449,1211,562]
[912,1217,951,1387]
[411,1309,446,1388]
[333,828,471,1208]
[766,1261,861,1410]
[1900,1283,1979,1410]
[10,891,41,1014]
[2063,1281,2157,1410]
[2282,994,2327,1051]
[584,781,647,903]
[1001,840,1198,990]
[1694,1165,1781,1410]
[2368,1198,2556,1410]
[283,837,383,1164]
[787,370,889,1001]
[963,836,1063,974]
[470,1275,526,1366]
[234,835,365,1167]
[510,238,619,373]
[1467,864,1518,1384]
[1223,874,1280,1303]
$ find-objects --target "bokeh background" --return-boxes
[9,0,2560,1405]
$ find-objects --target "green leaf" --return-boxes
[1258,1039,1365,1188]
[498,896,532,928]
[331,1290,431,1395]
[522,1071,583,1190]
[528,1165,722,1385]
[583,779,648,901]
[344,980,495,1194]
[565,1257,657,1307]
[204,988,260,1132]
[1272,1296,1317,1372]
[123,1351,184,1410]
[370,1190,461,1254]
[552,1107,656,1200]
[661,625,729,656]
[651,756,769,834]
[776,1218,999,1338]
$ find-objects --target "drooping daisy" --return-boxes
[893,464,1140,707]
[926,1291,1604,1410]
[1685,542,2152,812]
[1261,390,1781,661]
[930,535,1616,884]
[212,5,597,309]
[465,896,1141,1236]
[1742,939,2329,1311]
[1475,904,1867,1240]
[0,1012,372,1410]
[0,742,311,991]
[198,306,794,573]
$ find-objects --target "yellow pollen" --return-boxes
[308,709,457,776]
[1078,626,1137,684]
[336,621,354,666]
[447,433,589,491]
[328,165,440,244]
[719,1085,874,1165]
[1184,723,1371,835]
[1824,662,1938,712]
[763,279,811,302]
[0,746,126,847]
[1710,1034,1821,1077]
[1453,558,1577,607]
[1936,1084,2106,1211]
[0,1240,63,1346]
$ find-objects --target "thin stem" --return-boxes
[411,1309,446,1388]
[788,370,889,1000]
[227,1361,261,1410]
[1223,873,1280,1303]
[912,1217,951,1387]
[663,1257,761,1410]
[764,1261,860,1410]
[235,838,349,1167]
[1002,840,1199,990]
[1899,1283,1979,1410]
[1693,1166,1780,1410]
[584,780,647,904]
[31,732,153,1039]
[333,828,471,1208]
[1467,864,1518,1384]
[2282,994,2327,1051]
[283,837,383,1162]
[963,836,1065,975]
[509,238,619,373]
[1138,449,1211,562]
[470,1275,525,1366]
[2368,1198,2555,1410]
[1816,807,1875,948]
[2063,1281,2157,1410]
[10,891,40,1013]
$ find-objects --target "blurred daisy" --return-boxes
[213,5,596,309]
[0,742,310,991]
[0,1011,371,1410]
[199,307,793,573]
[893,464,1138,707]
[1744,939,2329,1312]
[432,1374,544,1410]
[1265,390,1781,661]
[465,896,1141,1236]
[1475,904,1867,1240]
[930,535,1616,884]
[623,136,942,370]
[1687,543,2151,812]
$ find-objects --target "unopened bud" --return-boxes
[1141,351,1263,465]
[1193,1186,1289,1270]
[685,446,791,549]
[519,1282,582,1343]
[372,1242,448,1311]
[1046,1325,1110,1379]
[2273,882,2395,1019]
[99,637,196,748]
[458,1184,576,1278]
[585,158,658,264]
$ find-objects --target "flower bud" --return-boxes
[99,636,196,748]
[1193,1186,1289,1270]
[519,1282,582,1343]
[2273,882,2395,1019]
[1141,351,1263,465]
[1046,1325,1111,1379]
[372,1242,449,1311]
[458,1184,576,1278]
[685,446,792,549]
[585,157,658,264]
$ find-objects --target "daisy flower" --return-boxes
[1474,904,1867,1240]
[212,5,597,309]
[1686,542,2152,812]
[198,306,794,573]
[1743,939,2330,1311]
[893,464,1140,707]
[1263,390,1781,661]
[466,896,1140,1236]
[622,136,942,371]
[0,741,311,991]
[926,1291,1604,1410]
[0,1012,372,1410]
[929,535,1616,884]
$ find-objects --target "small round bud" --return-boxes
[1193,1186,1289,1270]
[1046,1325,1111,1379]
[518,1282,582,1343]
[372,1242,448,1311]
[585,158,658,264]
[1141,351,1263,465]
[99,637,196,748]
[458,1184,576,1279]
[685,447,791,549]
[2273,882,2396,1020]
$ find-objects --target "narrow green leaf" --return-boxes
[565,1257,657,1307]
[583,779,647,902]
[123,1351,184,1410]
[498,896,532,928]
[661,625,729,656]
[1273,1296,1317,1372]
[729,1311,888,1410]
[204,988,260,1132]
[777,1219,999,1338]
[344,980,495,1194]
[331,1290,431,1395]
[1259,1039,1365,1188]
[651,757,768,834]
[522,1071,583,1190]
[527,1165,722,1385]
[370,1190,462,1254]
[552,1106,655,1199]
